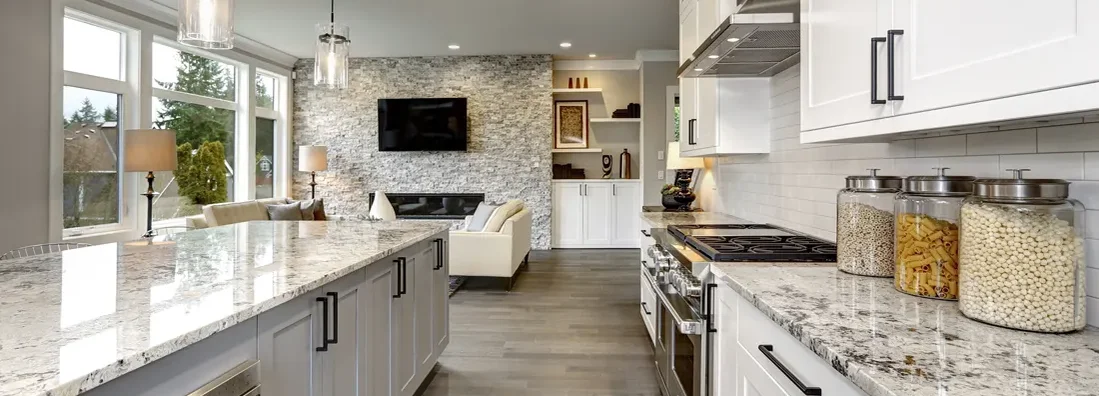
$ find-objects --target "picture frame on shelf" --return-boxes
[554,100,589,149]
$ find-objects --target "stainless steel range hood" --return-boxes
[678,0,800,78]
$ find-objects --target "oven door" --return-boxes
[657,286,704,396]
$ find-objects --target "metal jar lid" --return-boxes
[904,168,975,196]
[973,169,1070,200]
[846,168,903,191]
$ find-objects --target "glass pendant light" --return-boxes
[315,0,350,89]
[177,0,235,49]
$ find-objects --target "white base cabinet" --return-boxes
[712,281,867,396]
[259,235,449,396]
[552,180,641,248]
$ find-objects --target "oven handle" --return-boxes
[654,284,702,335]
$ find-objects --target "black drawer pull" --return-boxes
[392,259,403,298]
[758,345,821,395]
[316,297,329,352]
[870,37,886,105]
[399,257,408,296]
[326,292,338,345]
[641,302,652,315]
[887,29,904,100]
[640,229,651,237]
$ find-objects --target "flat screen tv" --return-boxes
[378,98,468,151]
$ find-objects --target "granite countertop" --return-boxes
[711,263,1099,396]
[0,220,450,396]
[640,211,748,228]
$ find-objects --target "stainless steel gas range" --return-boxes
[642,224,837,396]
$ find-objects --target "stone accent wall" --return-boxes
[292,55,554,249]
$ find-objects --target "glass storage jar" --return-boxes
[959,169,1086,333]
[894,168,975,300]
[837,169,902,277]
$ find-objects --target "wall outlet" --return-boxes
[657,170,664,180]
[658,150,664,160]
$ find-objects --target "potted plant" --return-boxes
[661,184,691,210]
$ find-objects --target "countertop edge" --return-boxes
[44,225,450,396]
[712,267,898,396]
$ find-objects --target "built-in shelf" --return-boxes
[590,118,641,123]
[551,88,603,94]
[552,148,603,153]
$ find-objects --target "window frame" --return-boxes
[51,1,294,242]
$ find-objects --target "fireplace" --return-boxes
[368,193,485,220]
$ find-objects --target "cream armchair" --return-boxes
[449,206,532,290]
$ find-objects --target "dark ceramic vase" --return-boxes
[673,192,696,208]
[661,195,680,209]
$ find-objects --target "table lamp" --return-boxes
[124,129,177,238]
[299,145,328,199]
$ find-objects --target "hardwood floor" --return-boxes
[420,249,662,396]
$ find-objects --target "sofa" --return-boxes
[185,198,337,229]
[448,200,532,290]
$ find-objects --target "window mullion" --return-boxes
[238,65,256,201]
[151,88,237,111]
[64,71,128,95]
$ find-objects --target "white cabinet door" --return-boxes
[365,261,396,396]
[680,0,698,64]
[712,286,738,396]
[257,290,324,396]
[736,346,791,396]
[552,183,584,247]
[689,79,719,152]
[611,182,640,247]
[414,244,436,382]
[639,272,657,345]
[681,79,698,153]
[801,0,894,131]
[394,256,417,396]
[324,271,367,396]
[697,0,719,40]
[433,239,449,353]
[582,183,614,246]
[892,0,1099,116]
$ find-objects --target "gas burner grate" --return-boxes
[668,224,836,262]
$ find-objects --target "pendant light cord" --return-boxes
[330,0,335,24]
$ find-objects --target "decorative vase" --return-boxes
[601,155,612,179]
[369,191,397,220]
[583,77,589,88]
[568,78,574,89]
[674,191,696,209]
[619,149,632,179]
[661,195,680,209]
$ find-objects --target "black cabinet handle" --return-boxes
[613,184,617,196]
[887,29,904,100]
[393,259,403,298]
[641,302,652,315]
[758,345,822,396]
[704,283,717,333]
[316,296,330,352]
[688,119,697,145]
[641,230,651,237]
[437,239,445,270]
[326,292,338,345]
[870,37,886,104]
[399,257,408,296]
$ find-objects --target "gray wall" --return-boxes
[0,0,52,253]
[640,61,679,205]
[292,55,554,249]
[551,70,641,179]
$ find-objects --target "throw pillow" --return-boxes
[482,200,523,232]
[298,199,319,221]
[466,202,500,232]
[313,198,327,220]
[267,203,304,221]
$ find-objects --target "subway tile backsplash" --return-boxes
[708,65,1099,325]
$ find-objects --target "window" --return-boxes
[151,98,237,220]
[62,15,128,232]
[255,118,276,199]
[153,43,237,101]
[256,73,277,109]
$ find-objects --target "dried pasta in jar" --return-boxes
[894,213,960,300]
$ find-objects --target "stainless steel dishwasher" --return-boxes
[186,360,260,396]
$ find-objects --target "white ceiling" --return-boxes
[151,0,678,60]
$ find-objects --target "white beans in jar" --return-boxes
[958,203,1085,332]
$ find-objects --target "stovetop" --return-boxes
[668,224,837,262]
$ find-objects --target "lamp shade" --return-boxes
[124,129,178,172]
[666,142,705,170]
[299,145,328,172]
[177,0,235,49]
[314,23,350,89]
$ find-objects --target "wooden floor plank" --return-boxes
[421,249,662,396]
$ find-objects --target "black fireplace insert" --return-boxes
[368,193,485,219]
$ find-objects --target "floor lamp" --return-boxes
[299,145,328,199]
[124,129,178,238]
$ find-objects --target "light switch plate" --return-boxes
[657,170,664,180]
[658,150,664,160]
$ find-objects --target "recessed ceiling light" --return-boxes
[588,53,597,58]
[693,68,704,72]
[560,42,572,48]
[727,37,740,42]
[448,44,460,50]
[707,55,719,59]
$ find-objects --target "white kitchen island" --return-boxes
[0,220,451,396]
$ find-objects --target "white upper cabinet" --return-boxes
[891,0,1099,115]
[680,0,698,64]
[697,0,720,41]
[800,0,894,131]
